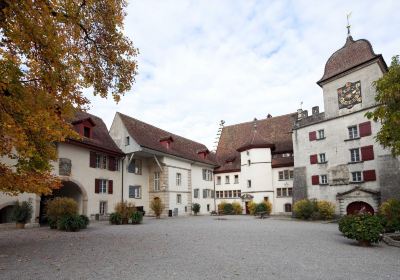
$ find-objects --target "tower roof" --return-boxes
[317,36,386,86]
[236,119,275,152]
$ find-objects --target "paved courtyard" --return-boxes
[0,216,399,280]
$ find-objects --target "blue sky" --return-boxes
[87,0,400,149]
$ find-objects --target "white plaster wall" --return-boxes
[168,191,189,216]
[272,167,294,214]
[191,164,215,214]
[109,113,141,154]
[322,62,384,119]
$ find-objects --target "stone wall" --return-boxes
[378,155,400,201]
[293,167,307,203]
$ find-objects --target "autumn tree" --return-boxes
[366,56,400,156]
[0,0,138,195]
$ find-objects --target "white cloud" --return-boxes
[87,0,400,149]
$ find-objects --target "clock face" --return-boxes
[337,81,362,109]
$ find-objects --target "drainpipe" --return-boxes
[121,156,124,202]
[213,173,216,211]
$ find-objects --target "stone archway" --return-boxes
[346,201,374,215]
[39,178,88,224]
[0,201,17,223]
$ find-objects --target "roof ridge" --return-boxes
[118,112,210,149]
[223,112,297,128]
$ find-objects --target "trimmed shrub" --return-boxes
[131,211,143,224]
[379,198,400,233]
[248,201,257,215]
[192,203,201,215]
[150,198,164,218]
[317,200,336,220]
[218,201,227,213]
[79,215,90,229]
[46,197,78,228]
[232,202,243,215]
[293,199,317,220]
[11,201,33,224]
[115,201,136,224]
[109,212,122,225]
[338,213,384,244]
[223,203,233,214]
[57,215,85,232]
[256,201,272,215]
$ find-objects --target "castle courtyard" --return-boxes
[0,217,398,280]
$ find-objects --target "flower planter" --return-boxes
[16,223,25,229]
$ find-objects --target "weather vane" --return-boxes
[346,12,352,36]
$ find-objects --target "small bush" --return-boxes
[338,213,384,244]
[115,201,136,223]
[192,203,201,215]
[317,200,336,220]
[150,198,164,218]
[46,197,78,227]
[256,201,272,215]
[218,201,227,213]
[109,212,122,225]
[223,203,233,214]
[379,199,400,233]
[79,215,90,229]
[131,211,143,224]
[11,201,33,224]
[248,201,257,215]
[293,199,317,220]
[232,202,243,215]
[57,215,85,232]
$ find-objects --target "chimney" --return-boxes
[312,106,319,116]
[303,110,308,118]
[267,114,272,118]
[297,109,303,120]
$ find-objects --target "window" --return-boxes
[285,203,292,213]
[129,185,141,198]
[207,204,210,212]
[237,190,241,198]
[277,188,282,197]
[279,170,294,180]
[216,176,221,185]
[320,175,328,185]
[177,194,182,204]
[99,201,107,215]
[228,190,232,198]
[246,150,250,156]
[277,187,293,197]
[194,188,199,198]
[224,191,228,198]
[288,188,292,196]
[279,171,284,180]
[317,129,325,139]
[128,159,142,175]
[95,154,107,169]
[234,175,239,184]
[247,180,251,188]
[289,170,294,179]
[99,179,108,193]
[350,148,361,162]
[154,172,160,191]
[225,176,230,184]
[176,173,182,186]
[352,171,362,182]
[248,160,251,166]
[233,190,237,197]
[125,136,130,146]
[83,126,91,138]
[348,126,359,139]
[319,153,326,163]
[216,191,220,198]
[202,169,213,181]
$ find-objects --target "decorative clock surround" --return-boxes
[337,81,362,109]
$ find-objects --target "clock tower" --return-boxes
[316,35,387,119]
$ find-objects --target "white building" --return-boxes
[109,112,217,216]
[214,115,296,214]
[292,34,400,215]
[0,112,125,225]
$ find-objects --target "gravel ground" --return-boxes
[0,216,399,280]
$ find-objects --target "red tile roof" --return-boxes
[215,113,296,172]
[118,113,217,165]
[68,111,124,156]
[317,36,386,86]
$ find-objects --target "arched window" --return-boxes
[284,203,292,213]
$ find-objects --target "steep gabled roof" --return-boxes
[68,111,124,156]
[317,36,387,86]
[215,113,296,172]
[118,112,217,166]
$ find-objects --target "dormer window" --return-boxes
[159,136,173,149]
[83,126,91,138]
[197,149,210,159]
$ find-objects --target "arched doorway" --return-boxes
[346,201,374,215]
[0,204,15,223]
[39,179,88,224]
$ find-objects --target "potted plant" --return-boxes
[150,198,164,218]
[192,203,200,216]
[11,201,33,229]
